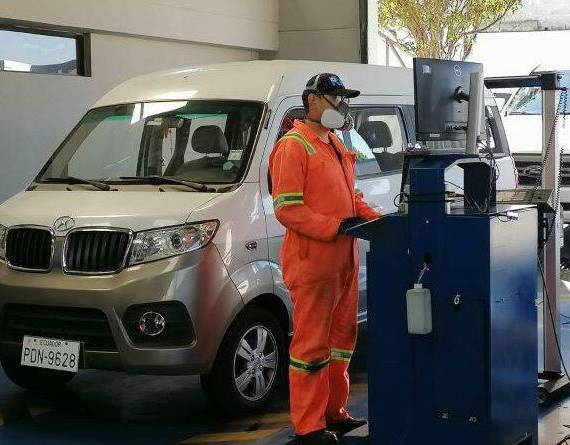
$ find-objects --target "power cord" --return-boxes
[539,258,570,445]
[554,434,570,445]
[538,258,570,380]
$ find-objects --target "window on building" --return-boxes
[0,26,89,76]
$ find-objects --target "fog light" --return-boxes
[138,312,166,336]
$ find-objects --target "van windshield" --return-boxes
[506,72,570,115]
[37,100,264,185]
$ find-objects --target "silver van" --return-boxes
[0,60,516,412]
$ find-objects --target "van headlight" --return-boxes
[0,224,7,260]
[128,221,219,266]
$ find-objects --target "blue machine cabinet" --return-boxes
[350,153,538,445]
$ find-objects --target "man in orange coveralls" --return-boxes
[269,73,381,445]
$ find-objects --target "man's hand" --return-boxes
[338,217,368,234]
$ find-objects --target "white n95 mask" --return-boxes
[321,99,353,130]
[321,108,346,130]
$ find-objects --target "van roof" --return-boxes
[94,60,414,107]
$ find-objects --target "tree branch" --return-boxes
[466,0,520,34]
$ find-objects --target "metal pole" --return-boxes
[466,72,484,154]
[543,88,562,374]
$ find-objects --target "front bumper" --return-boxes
[0,242,243,375]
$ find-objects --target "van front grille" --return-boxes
[64,229,131,274]
[6,227,53,271]
[0,304,117,351]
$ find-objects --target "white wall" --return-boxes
[0,0,279,51]
[469,31,570,78]
[274,0,369,63]
[0,1,278,203]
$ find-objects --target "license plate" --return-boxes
[21,336,80,373]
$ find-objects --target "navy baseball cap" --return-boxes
[305,73,360,98]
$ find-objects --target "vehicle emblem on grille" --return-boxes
[53,216,75,232]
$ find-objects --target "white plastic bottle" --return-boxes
[406,283,432,335]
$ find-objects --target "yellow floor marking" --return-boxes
[181,428,281,444]
[232,412,290,426]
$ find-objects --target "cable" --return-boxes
[540,256,570,445]
[554,434,570,445]
[538,259,570,379]
[443,181,485,211]
[394,193,402,209]
[482,149,498,213]
[444,180,464,191]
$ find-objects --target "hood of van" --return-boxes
[0,190,219,232]
[503,114,570,154]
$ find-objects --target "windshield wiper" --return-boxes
[118,175,210,192]
[41,176,112,191]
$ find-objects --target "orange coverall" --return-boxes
[269,120,380,435]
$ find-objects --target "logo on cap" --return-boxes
[329,76,343,87]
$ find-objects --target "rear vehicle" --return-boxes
[501,70,570,266]
[0,60,516,412]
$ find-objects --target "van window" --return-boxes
[339,129,381,177]
[345,107,407,174]
[424,105,509,156]
[506,73,570,116]
[277,108,305,139]
[275,107,406,176]
[184,114,229,163]
[67,114,142,179]
[38,101,264,185]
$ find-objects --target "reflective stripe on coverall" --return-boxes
[269,120,380,435]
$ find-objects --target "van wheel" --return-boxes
[0,356,75,390]
[201,306,287,415]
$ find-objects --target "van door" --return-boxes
[338,106,409,314]
[260,99,305,312]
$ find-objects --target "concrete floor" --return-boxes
[3,290,570,444]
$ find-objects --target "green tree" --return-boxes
[379,0,522,60]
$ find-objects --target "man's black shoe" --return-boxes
[327,417,367,436]
[294,429,339,444]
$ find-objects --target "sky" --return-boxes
[0,30,76,65]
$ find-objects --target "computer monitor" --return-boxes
[413,58,484,142]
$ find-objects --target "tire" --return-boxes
[200,306,287,415]
[0,355,75,391]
